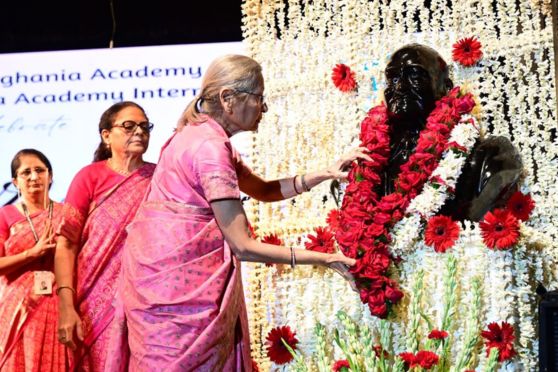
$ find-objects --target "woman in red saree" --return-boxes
[54,101,155,371]
[0,149,67,371]
[121,55,365,371]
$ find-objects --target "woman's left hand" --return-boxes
[326,147,372,180]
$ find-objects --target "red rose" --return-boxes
[384,284,404,303]
[396,171,423,192]
[455,93,476,113]
[424,215,460,253]
[368,302,388,318]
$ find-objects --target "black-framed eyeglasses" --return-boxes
[112,120,154,133]
[235,90,265,105]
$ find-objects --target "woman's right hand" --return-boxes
[57,304,84,350]
[28,221,56,258]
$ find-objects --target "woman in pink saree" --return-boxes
[54,101,156,371]
[0,149,67,371]
[122,55,366,371]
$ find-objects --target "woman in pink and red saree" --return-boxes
[121,55,366,371]
[0,149,67,371]
[54,101,156,371]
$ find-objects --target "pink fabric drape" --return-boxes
[0,203,68,371]
[58,162,155,371]
[121,117,252,371]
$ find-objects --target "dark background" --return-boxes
[0,0,243,53]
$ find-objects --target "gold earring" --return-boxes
[106,142,111,149]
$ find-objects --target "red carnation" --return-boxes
[332,359,351,372]
[452,37,483,67]
[415,351,440,369]
[305,227,336,253]
[480,209,520,249]
[399,351,439,370]
[481,322,517,362]
[428,329,449,340]
[262,233,284,267]
[332,63,357,92]
[266,325,299,365]
[506,191,535,221]
[424,215,460,253]
[327,209,342,232]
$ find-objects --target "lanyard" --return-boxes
[21,201,53,243]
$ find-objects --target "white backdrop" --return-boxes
[0,42,245,204]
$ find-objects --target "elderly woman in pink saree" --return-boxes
[121,55,367,371]
[0,149,67,371]
[54,101,155,371]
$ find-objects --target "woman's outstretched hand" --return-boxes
[326,147,372,180]
[325,252,358,292]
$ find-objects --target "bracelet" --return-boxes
[292,175,302,195]
[22,250,29,259]
[300,174,310,192]
[290,247,296,268]
[56,286,76,296]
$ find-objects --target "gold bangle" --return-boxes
[300,174,310,192]
[56,286,76,296]
[290,247,296,268]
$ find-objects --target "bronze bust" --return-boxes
[382,44,522,221]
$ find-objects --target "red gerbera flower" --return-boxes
[480,209,520,249]
[265,325,299,365]
[262,233,285,267]
[428,329,449,340]
[305,227,336,253]
[326,209,342,232]
[452,37,483,67]
[424,215,460,253]
[481,321,517,362]
[262,233,283,246]
[506,191,535,221]
[332,359,351,372]
[332,63,357,92]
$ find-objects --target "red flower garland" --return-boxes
[481,321,517,362]
[305,227,336,253]
[452,37,483,67]
[480,209,520,249]
[334,87,475,318]
[265,325,299,365]
[332,64,357,92]
[506,191,535,221]
[424,215,460,253]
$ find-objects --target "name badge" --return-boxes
[33,271,54,295]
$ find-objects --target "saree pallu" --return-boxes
[58,164,155,371]
[0,203,67,371]
[122,200,251,372]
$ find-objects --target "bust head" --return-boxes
[384,44,453,121]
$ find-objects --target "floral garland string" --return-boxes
[332,86,477,318]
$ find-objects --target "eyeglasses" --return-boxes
[112,120,154,133]
[17,167,48,179]
[236,90,266,106]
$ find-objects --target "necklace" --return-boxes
[22,200,53,242]
[108,158,144,176]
